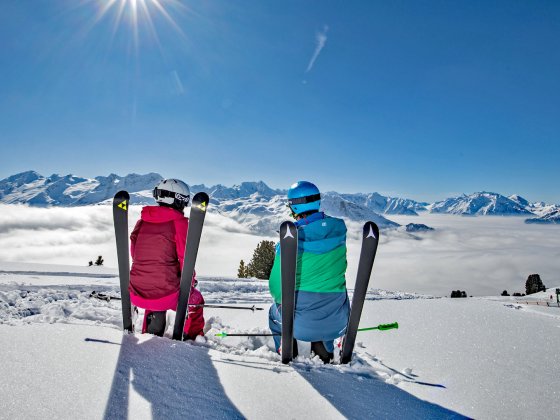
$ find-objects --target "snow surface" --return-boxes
[1,263,559,419]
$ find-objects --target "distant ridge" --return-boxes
[1,171,559,232]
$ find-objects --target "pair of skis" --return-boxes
[279,220,380,364]
[112,191,209,339]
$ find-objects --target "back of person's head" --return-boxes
[153,178,190,212]
[287,181,321,219]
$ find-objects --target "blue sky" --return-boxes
[1,0,559,203]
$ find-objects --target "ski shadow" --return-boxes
[101,334,243,419]
[294,360,469,419]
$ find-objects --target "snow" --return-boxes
[429,191,533,216]
[526,207,560,224]
[1,263,559,419]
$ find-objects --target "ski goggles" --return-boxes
[287,193,321,206]
[153,188,190,205]
[286,193,321,218]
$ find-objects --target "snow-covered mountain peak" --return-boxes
[0,170,42,188]
[0,171,408,234]
[508,194,530,208]
[211,180,282,199]
[430,191,533,216]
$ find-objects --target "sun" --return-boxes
[90,0,187,52]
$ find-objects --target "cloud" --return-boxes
[1,205,559,296]
[170,70,185,95]
[306,25,329,73]
[359,214,560,296]
[0,205,273,278]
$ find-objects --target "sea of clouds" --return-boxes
[0,205,558,296]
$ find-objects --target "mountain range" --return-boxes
[1,171,558,235]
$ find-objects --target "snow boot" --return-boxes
[145,310,167,336]
[311,341,333,364]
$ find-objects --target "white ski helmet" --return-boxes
[153,178,191,211]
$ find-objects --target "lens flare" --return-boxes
[88,0,188,54]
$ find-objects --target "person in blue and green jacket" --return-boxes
[268,181,350,363]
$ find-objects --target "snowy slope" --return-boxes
[4,171,560,224]
[0,171,163,206]
[0,171,402,234]
[429,192,533,215]
[339,191,427,215]
[525,207,560,224]
[1,263,560,419]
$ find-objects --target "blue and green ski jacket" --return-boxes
[268,212,350,343]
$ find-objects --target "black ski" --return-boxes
[113,190,133,333]
[340,221,380,364]
[280,221,298,364]
[172,192,210,340]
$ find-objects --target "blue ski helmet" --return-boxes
[287,181,321,216]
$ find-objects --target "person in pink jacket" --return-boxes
[129,178,205,339]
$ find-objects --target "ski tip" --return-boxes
[113,190,130,199]
[363,221,379,240]
[113,191,130,212]
[191,192,210,212]
[280,221,296,240]
[192,191,210,202]
[215,332,227,338]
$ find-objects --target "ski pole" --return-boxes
[190,304,264,311]
[215,323,399,338]
[215,332,279,337]
[89,292,120,301]
[357,322,398,332]
[89,292,263,311]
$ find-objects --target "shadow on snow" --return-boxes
[99,334,243,419]
[293,360,469,419]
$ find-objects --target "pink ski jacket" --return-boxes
[129,205,195,311]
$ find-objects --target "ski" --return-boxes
[340,221,380,364]
[280,220,298,364]
[113,190,133,333]
[172,192,210,341]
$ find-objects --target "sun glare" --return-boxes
[90,0,187,53]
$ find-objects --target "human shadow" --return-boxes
[100,334,244,419]
[294,359,470,419]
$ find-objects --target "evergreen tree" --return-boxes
[525,274,546,295]
[95,256,104,266]
[501,290,510,296]
[246,240,275,280]
[237,260,248,278]
[450,290,467,298]
[88,261,93,267]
